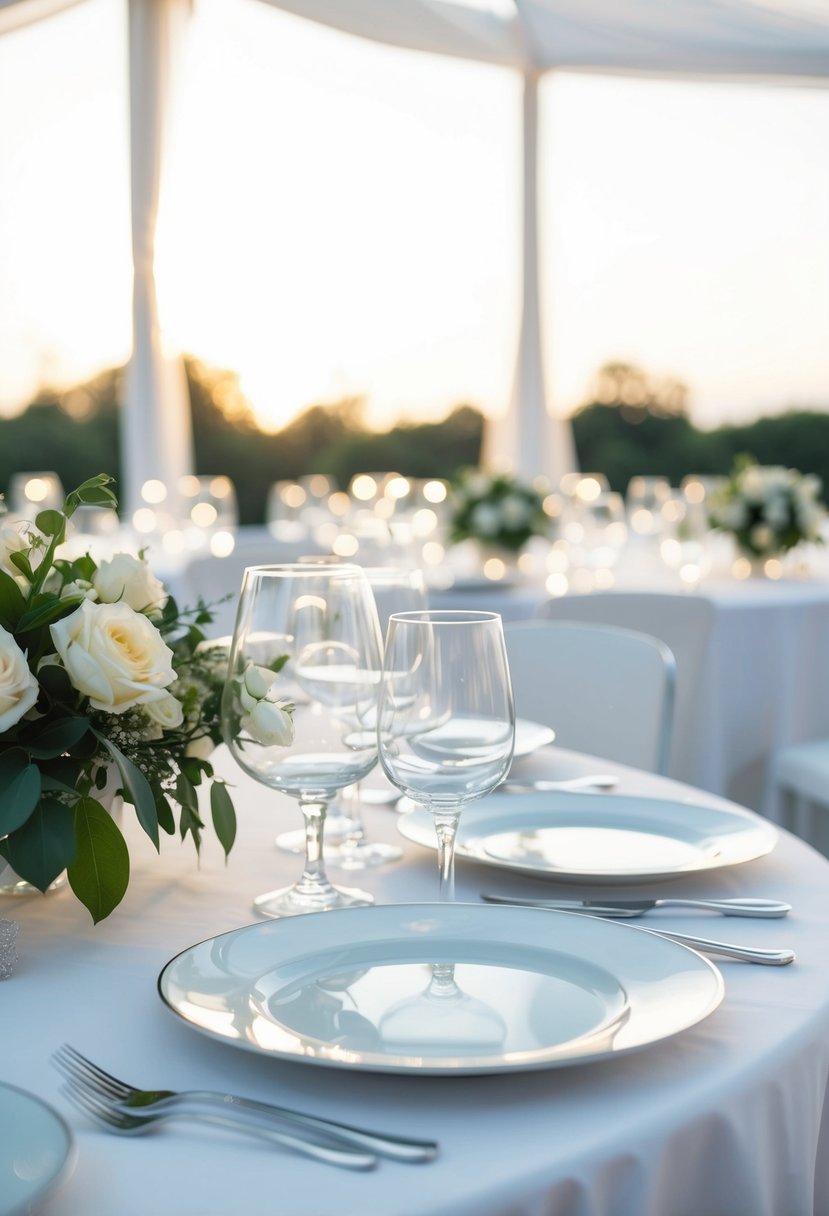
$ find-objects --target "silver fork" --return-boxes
[58,1079,376,1171]
[53,1045,437,1164]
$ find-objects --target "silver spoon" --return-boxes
[481,893,792,918]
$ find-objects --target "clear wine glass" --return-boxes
[221,563,383,917]
[327,566,428,869]
[377,609,515,900]
[375,609,514,1047]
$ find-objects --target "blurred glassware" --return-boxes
[221,562,383,918]
[6,471,65,519]
[177,475,238,559]
[680,474,726,507]
[267,480,312,541]
[659,494,713,589]
[626,475,672,539]
[559,472,610,505]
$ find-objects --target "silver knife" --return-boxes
[480,893,792,918]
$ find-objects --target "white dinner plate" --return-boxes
[158,903,723,1076]
[0,1083,75,1216]
[397,790,777,883]
[512,717,555,757]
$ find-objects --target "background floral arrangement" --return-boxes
[448,469,549,554]
[0,475,236,922]
[708,456,825,560]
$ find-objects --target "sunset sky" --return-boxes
[0,0,827,433]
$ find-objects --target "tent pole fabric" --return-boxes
[0,0,83,36]
[122,0,194,520]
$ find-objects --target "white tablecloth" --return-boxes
[4,746,829,1216]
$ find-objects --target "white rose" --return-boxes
[185,734,215,762]
[0,525,30,589]
[60,578,98,602]
[470,502,501,537]
[93,553,168,614]
[500,494,531,528]
[144,691,185,730]
[763,496,789,529]
[0,624,39,732]
[50,599,176,714]
[719,500,748,530]
[464,472,492,499]
[243,699,295,747]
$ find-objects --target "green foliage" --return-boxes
[0,478,236,921]
[0,362,483,524]
[572,363,829,497]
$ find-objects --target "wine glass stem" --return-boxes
[433,808,461,902]
[343,783,367,845]
[298,799,331,891]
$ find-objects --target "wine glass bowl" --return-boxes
[378,610,514,900]
[221,563,383,917]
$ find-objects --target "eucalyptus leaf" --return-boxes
[153,786,175,836]
[0,750,42,834]
[0,568,26,629]
[94,734,159,849]
[67,797,130,923]
[210,783,236,858]
[24,716,90,759]
[34,509,66,540]
[1,797,75,891]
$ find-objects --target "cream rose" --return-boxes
[50,599,176,714]
[144,690,185,730]
[93,553,168,614]
[0,624,39,731]
[243,699,295,747]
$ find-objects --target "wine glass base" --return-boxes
[253,882,373,919]
[328,841,404,870]
[275,814,356,855]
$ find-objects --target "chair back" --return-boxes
[538,593,715,780]
[504,619,675,773]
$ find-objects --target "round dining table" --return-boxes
[4,743,829,1216]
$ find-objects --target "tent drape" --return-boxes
[123,0,194,519]
[0,0,84,36]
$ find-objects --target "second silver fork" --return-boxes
[53,1044,438,1164]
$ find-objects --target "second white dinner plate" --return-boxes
[397,790,777,883]
[0,1083,75,1216]
[158,903,724,1076]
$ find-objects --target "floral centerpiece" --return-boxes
[708,457,825,562]
[0,474,236,922]
[448,469,549,554]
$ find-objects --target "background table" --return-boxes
[4,745,829,1216]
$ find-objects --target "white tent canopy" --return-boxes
[2,0,829,507]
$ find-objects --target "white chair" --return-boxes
[772,741,829,857]
[538,593,715,782]
[504,619,676,774]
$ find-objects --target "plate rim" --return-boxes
[397,789,777,883]
[157,901,724,1077]
[0,1081,76,1216]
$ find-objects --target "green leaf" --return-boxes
[1,797,75,891]
[9,551,33,582]
[24,716,90,759]
[63,475,117,516]
[153,786,175,836]
[175,772,204,850]
[37,662,74,703]
[17,593,80,634]
[0,750,42,833]
[67,797,129,923]
[34,510,66,541]
[210,783,236,858]
[0,568,26,629]
[94,734,159,850]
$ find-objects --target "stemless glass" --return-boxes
[377,610,515,900]
[221,563,383,918]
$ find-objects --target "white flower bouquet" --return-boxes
[0,475,236,921]
[448,469,549,554]
[708,457,825,560]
